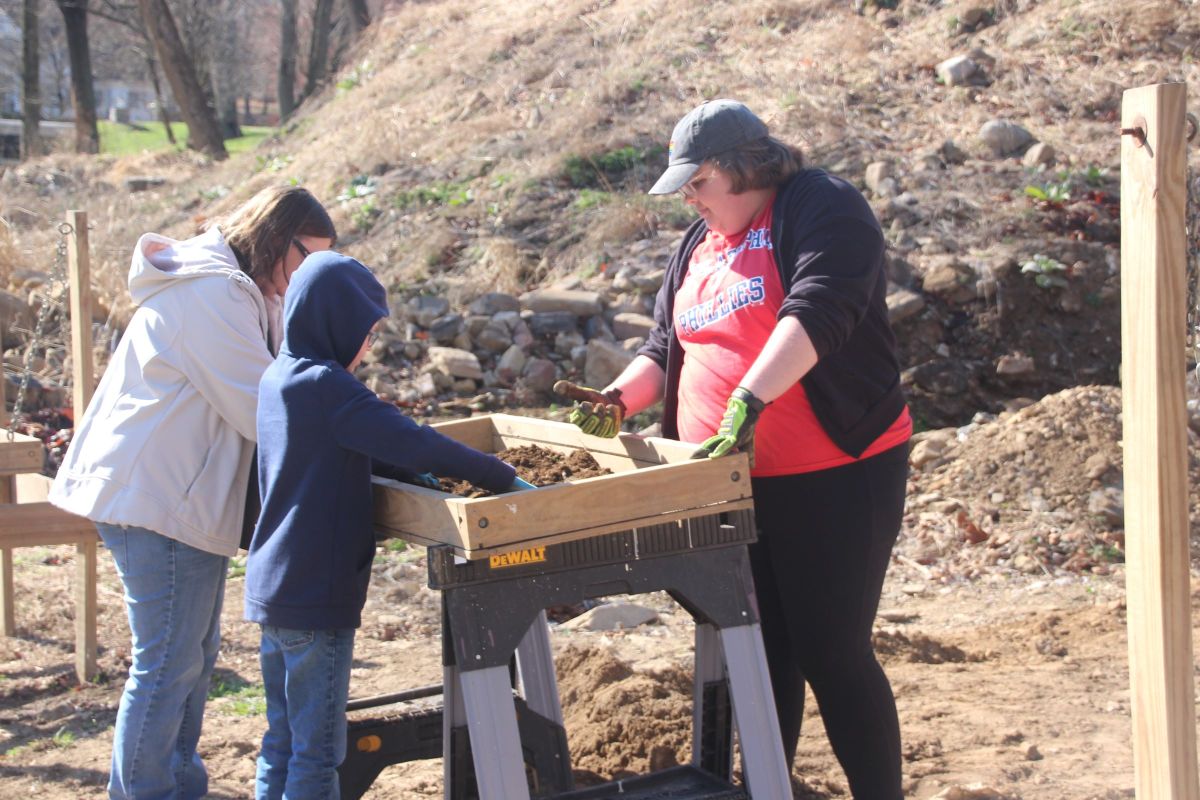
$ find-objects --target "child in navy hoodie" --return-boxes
[245,251,517,799]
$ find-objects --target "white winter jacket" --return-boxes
[49,227,275,557]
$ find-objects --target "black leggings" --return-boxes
[748,442,907,799]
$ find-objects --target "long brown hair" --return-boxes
[220,186,337,284]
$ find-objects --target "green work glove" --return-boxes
[553,380,626,439]
[692,387,766,467]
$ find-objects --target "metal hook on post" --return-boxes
[1121,119,1147,148]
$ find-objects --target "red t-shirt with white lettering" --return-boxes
[674,202,911,477]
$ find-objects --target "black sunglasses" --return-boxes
[292,238,311,259]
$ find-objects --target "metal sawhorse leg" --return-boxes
[433,510,792,800]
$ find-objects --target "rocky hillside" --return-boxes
[1,0,1198,507]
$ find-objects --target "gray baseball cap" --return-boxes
[648,99,769,195]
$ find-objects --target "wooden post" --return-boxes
[0,325,7,429]
[0,475,13,636]
[1,322,11,636]
[67,211,93,418]
[1120,82,1199,800]
[66,210,97,683]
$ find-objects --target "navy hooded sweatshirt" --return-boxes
[245,252,515,630]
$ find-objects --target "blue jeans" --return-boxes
[255,626,355,800]
[97,524,228,800]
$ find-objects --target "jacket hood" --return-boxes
[281,251,388,368]
[128,227,249,305]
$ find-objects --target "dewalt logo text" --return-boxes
[488,546,547,569]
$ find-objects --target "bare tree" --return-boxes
[277,0,297,120]
[210,1,242,138]
[54,0,98,153]
[346,0,369,33]
[302,0,333,101]
[39,9,69,117]
[136,0,226,159]
[329,0,372,76]
[90,1,175,144]
[146,53,175,142]
[21,0,42,158]
[169,0,216,118]
[327,4,348,75]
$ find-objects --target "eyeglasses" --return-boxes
[678,167,715,199]
[367,328,381,347]
[292,238,312,259]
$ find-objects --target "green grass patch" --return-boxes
[226,127,272,154]
[573,189,612,210]
[352,197,382,232]
[393,180,473,210]
[51,727,77,748]
[561,144,665,189]
[209,677,267,716]
[0,726,77,758]
[97,121,272,156]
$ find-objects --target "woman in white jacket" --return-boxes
[49,185,336,800]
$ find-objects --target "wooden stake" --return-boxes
[0,325,7,429]
[66,209,97,684]
[66,210,93,418]
[2,259,15,636]
[1120,82,1199,800]
[0,476,13,636]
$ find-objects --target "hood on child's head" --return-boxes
[281,250,388,368]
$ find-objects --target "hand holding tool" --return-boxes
[553,380,626,438]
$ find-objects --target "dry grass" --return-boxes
[0,217,20,290]
[0,0,1196,315]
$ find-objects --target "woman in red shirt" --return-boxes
[561,100,909,798]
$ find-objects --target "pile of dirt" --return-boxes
[916,385,1124,514]
[437,444,611,496]
[899,385,1200,582]
[554,644,693,783]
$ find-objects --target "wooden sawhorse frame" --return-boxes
[0,210,99,683]
[0,433,99,683]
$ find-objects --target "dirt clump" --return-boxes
[437,444,611,497]
[554,644,693,783]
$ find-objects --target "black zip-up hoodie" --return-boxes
[637,168,906,459]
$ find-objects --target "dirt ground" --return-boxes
[0,526,1153,800]
[0,387,1182,799]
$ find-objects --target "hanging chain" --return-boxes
[6,222,73,441]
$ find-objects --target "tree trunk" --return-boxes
[302,0,334,101]
[55,0,99,154]
[21,0,42,159]
[142,49,176,145]
[136,0,226,160]
[347,0,370,34]
[328,9,348,76]
[277,0,298,120]
[211,9,242,139]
